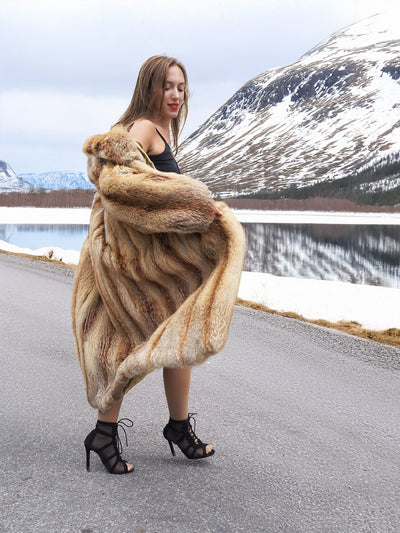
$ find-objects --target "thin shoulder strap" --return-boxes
[155,128,170,148]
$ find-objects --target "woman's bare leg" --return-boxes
[163,367,192,420]
[96,400,134,472]
[163,367,213,453]
[97,400,123,423]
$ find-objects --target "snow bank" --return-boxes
[0,207,91,225]
[0,240,80,265]
[1,207,400,225]
[234,209,400,225]
[239,272,400,331]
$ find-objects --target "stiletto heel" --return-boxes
[168,440,176,456]
[85,447,91,471]
[163,413,215,460]
[83,418,134,474]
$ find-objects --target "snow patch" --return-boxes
[0,239,80,265]
[239,271,400,330]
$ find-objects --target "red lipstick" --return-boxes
[168,103,179,110]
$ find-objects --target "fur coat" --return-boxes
[72,127,246,412]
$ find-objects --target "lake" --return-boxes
[0,222,399,288]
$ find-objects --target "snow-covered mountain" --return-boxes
[20,171,94,190]
[0,164,94,192]
[178,13,400,202]
[0,160,31,192]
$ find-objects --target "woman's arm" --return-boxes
[99,164,218,234]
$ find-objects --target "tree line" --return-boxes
[239,152,400,207]
[0,189,95,207]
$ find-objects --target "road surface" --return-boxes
[1,253,399,532]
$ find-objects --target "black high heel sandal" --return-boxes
[163,413,215,460]
[84,418,134,474]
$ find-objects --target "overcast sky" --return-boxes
[0,0,399,173]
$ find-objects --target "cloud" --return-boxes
[0,0,364,94]
[0,81,239,172]
[356,0,400,17]
[1,0,397,172]
[1,89,126,172]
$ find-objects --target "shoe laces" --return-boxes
[187,413,199,444]
[115,418,133,454]
[188,413,197,433]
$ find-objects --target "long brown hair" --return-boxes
[114,55,189,154]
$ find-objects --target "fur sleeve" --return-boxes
[83,128,217,234]
[98,163,217,234]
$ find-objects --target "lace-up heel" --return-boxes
[84,418,134,474]
[163,413,215,460]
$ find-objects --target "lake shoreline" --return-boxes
[1,206,400,225]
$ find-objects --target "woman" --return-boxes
[74,55,245,475]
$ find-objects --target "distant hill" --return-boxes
[0,164,94,193]
[20,171,95,190]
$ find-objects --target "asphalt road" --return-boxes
[1,253,399,533]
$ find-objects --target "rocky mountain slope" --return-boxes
[178,13,400,204]
[0,161,31,192]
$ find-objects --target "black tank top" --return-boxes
[148,130,181,174]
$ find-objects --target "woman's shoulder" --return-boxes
[128,118,157,137]
[128,119,158,153]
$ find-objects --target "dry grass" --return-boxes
[0,248,76,270]
[236,297,400,350]
[1,248,399,350]
[0,189,95,207]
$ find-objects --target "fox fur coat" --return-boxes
[72,126,246,412]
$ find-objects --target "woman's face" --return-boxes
[152,65,186,121]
